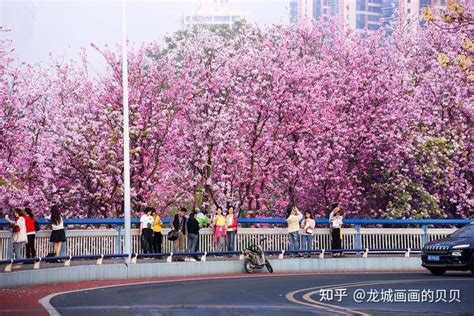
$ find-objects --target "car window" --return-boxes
[450,225,474,238]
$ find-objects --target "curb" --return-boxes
[0,257,423,289]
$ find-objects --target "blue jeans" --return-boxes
[226,231,236,251]
[187,233,199,253]
[301,234,313,251]
[288,232,300,252]
[13,242,25,259]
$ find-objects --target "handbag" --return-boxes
[34,221,40,231]
[12,224,20,233]
[305,228,314,235]
[167,230,179,241]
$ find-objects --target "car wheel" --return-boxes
[428,268,446,276]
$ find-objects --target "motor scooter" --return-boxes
[243,240,273,273]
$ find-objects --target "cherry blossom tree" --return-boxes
[0,1,471,219]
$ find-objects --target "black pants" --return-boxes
[141,228,153,253]
[152,232,163,254]
[26,234,36,258]
[331,228,342,252]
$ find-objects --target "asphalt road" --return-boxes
[49,271,473,315]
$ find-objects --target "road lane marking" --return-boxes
[39,272,360,315]
[37,271,433,315]
[286,278,473,315]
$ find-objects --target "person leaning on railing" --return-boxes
[329,203,343,257]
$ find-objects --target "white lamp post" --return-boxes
[122,0,132,261]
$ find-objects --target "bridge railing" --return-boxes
[0,247,427,273]
[0,218,471,260]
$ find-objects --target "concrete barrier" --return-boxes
[0,257,423,289]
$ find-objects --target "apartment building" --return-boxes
[384,0,448,30]
[184,0,247,28]
[289,0,448,30]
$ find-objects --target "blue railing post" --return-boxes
[421,224,428,247]
[116,225,122,254]
[354,224,362,251]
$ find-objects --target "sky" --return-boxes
[0,0,289,69]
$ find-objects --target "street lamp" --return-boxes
[122,0,131,262]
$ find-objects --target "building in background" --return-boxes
[350,0,385,31]
[288,0,386,30]
[289,0,447,31]
[383,0,447,30]
[289,0,341,24]
[184,0,247,28]
[289,0,299,23]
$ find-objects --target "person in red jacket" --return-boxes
[225,206,238,252]
[24,208,37,258]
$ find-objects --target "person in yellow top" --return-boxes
[211,207,226,252]
[151,209,163,255]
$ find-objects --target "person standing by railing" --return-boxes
[23,208,37,259]
[194,208,209,254]
[5,208,28,260]
[46,205,66,261]
[225,206,238,253]
[187,211,200,261]
[286,206,303,256]
[140,207,154,254]
[212,207,226,252]
[171,207,187,254]
[301,210,315,257]
[151,208,163,256]
[196,208,210,228]
[329,204,343,257]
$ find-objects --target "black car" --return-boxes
[422,223,474,275]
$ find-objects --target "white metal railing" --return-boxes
[0,228,456,260]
